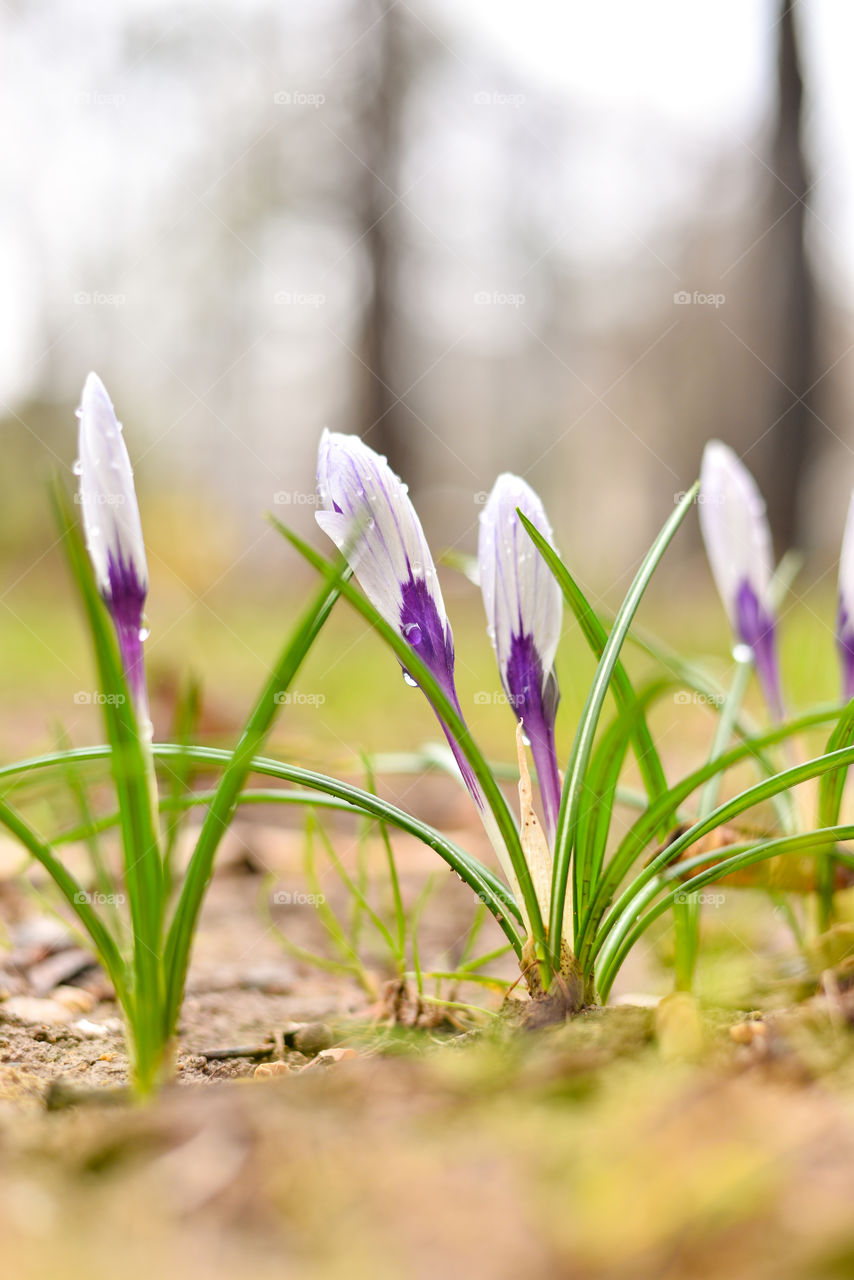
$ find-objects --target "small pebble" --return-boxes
[289,1022,334,1056]
[74,1019,109,1038]
[53,986,96,1015]
[730,1020,768,1045]
[254,1061,291,1079]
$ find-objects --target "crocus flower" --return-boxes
[316,431,458,700]
[317,433,473,762]
[478,474,562,839]
[77,372,150,722]
[837,491,854,700]
[698,440,782,717]
[316,431,527,904]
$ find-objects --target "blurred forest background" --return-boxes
[2,0,854,742]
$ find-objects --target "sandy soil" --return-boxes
[1,801,854,1280]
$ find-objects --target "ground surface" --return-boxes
[1,794,854,1280]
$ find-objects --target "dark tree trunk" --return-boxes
[355,0,412,479]
[763,0,815,549]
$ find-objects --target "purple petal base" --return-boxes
[504,632,562,839]
[736,579,783,719]
[397,575,482,803]
[105,547,149,719]
[399,577,456,687]
[838,601,854,702]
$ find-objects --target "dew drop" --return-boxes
[138,625,151,642]
[403,622,422,646]
[402,671,418,687]
[71,459,82,475]
[521,732,531,747]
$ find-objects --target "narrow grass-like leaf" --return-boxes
[3,743,524,951]
[519,513,669,811]
[550,482,699,962]
[0,798,128,1002]
[597,824,854,1000]
[576,706,841,969]
[592,742,854,971]
[576,680,673,894]
[162,676,202,895]
[53,482,163,1088]
[816,697,854,928]
[161,564,347,1037]
[271,519,543,959]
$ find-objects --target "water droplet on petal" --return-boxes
[402,671,418,687]
[522,732,531,747]
[403,622,422,646]
[138,624,151,642]
[72,459,83,475]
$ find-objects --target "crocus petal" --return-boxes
[699,441,782,717]
[838,491,854,700]
[315,431,525,896]
[478,474,562,838]
[77,372,149,714]
[316,430,455,699]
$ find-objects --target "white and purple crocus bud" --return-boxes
[77,372,150,722]
[479,475,562,840]
[699,441,782,718]
[316,430,479,799]
[837,491,854,701]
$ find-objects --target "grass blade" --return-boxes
[272,520,544,959]
[549,483,699,962]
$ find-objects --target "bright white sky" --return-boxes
[3,0,854,411]
[438,0,854,298]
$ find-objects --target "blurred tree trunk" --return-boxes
[355,0,412,478]
[763,0,815,548]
